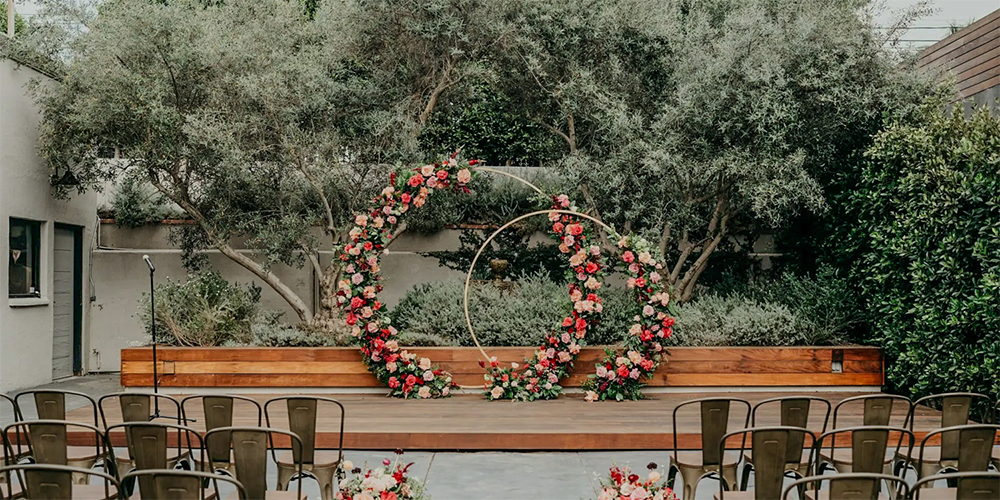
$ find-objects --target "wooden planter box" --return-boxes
[120,346,883,388]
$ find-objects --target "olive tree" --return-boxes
[32,0,507,330]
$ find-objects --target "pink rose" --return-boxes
[556,194,570,208]
[457,168,472,184]
[423,370,435,381]
[352,273,364,285]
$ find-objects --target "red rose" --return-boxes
[436,170,448,180]
[585,262,599,274]
[407,174,424,187]
[635,277,646,288]
[350,297,364,309]
[575,318,587,330]
[617,365,630,378]
[641,359,655,371]
[663,317,675,327]
[469,159,479,165]
[346,313,357,325]
[363,241,374,251]
[552,222,565,233]
[401,193,412,204]
[567,224,584,236]
[562,317,574,327]
[622,251,635,263]
[405,375,417,386]
[628,474,639,483]
[586,293,598,302]
[388,377,400,389]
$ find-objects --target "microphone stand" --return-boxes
[144,255,184,422]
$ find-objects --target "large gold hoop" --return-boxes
[462,208,620,364]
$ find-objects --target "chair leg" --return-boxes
[276,464,296,492]
[67,459,97,484]
[666,464,678,490]
[676,467,704,500]
[720,466,738,495]
[313,465,338,500]
[740,463,753,491]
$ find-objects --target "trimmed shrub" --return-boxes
[138,272,262,346]
[842,107,1000,405]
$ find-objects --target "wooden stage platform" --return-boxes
[66,391,950,451]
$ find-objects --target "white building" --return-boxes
[1,56,97,393]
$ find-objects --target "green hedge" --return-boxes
[847,107,1000,405]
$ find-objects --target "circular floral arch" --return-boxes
[337,157,676,401]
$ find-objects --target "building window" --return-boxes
[9,218,41,298]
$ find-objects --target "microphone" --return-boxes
[142,254,155,272]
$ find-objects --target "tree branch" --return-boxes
[295,153,337,235]
[578,183,614,251]
[418,57,459,126]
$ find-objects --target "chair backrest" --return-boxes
[0,394,20,424]
[98,392,183,428]
[908,392,991,456]
[14,390,99,427]
[751,396,831,464]
[912,471,1000,500]
[264,396,345,466]
[817,425,914,474]
[0,395,23,466]
[918,424,999,474]
[672,397,751,467]
[719,426,817,500]
[181,395,262,465]
[122,468,246,500]
[3,420,109,469]
[784,473,908,500]
[205,426,303,500]
[832,394,911,428]
[0,463,119,500]
[106,422,205,499]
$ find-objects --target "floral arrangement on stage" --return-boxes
[340,154,675,401]
[336,451,428,500]
[482,194,606,401]
[583,235,675,401]
[337,154,476,398]
[594,463,677,500]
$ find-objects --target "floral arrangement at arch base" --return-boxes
[594,463,677,500]
[336,450,429,500]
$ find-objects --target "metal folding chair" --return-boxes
[181,395,263,475]
[667,397,751,500]
[784,473,909,500]
[122,468,246,500]
[715,426,817,500]
[0,463,119,500]
[911,471,1000,499]
[205,426,306,500]
[264,396,345,500]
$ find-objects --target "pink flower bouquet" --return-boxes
[336,451,428,500]
[595,463,677,500]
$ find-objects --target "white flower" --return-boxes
[423,370,435,381]
[648,471,661,482]
[418,357,432,370]
[342,460,354,471]
[490,386,504,399]
[418,386,431,398]
[420,164,435,176]
[629,486,650,499]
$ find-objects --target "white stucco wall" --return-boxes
[0,59,97,392]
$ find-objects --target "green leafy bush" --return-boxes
[139,272,263,346]
[839,107,1000,404]
[389,276,847,348]
[251,322,351,347]
[109,173,170,228]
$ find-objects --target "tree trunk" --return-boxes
[215,243,315,323]
[310,263,346,334]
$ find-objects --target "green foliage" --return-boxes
[251,322,352,347]
[424,229,566,283]
[419,83,558,165]
[138,272,263,346]
[0,2,27,35]
[840,107,1000,402]
[389,276,843,347]
[108,171,169,228]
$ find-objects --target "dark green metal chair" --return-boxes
[181,395,263,476]
[913,424,999,482]
[98,393,191,478]
[205,426,306,500]
[816,426,914,499]
[740,396,831,489]
[911,471,1000,500]
[895,392,992,479]
[264,397,345,500]
[667,397,751,500]
[122,469,246,500]
[0,463,120,500]
[0,395,23,489]
[820,394,912,475]
[105,422,204,499]
[715,426,817,500]
[14,391,103,483]
[784,473,909,500]
[2,420,112,487]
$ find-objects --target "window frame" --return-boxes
[9,217,43,299]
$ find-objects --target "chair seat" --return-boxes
[275,450,342,468]
[128,489,216,500]
[912,488,960,500]
[805,490,890,500]
[225,490,308,500]
[115,447,189,461]
[67,445,102,462]
[897,447,953,465]
[672,450,741,468]
[713,491,755,500]
[7,482,119,500]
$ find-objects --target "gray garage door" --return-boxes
[52,227,77,379]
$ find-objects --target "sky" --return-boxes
[11,0,1000,49]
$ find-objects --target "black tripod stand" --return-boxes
[143,254,184,422]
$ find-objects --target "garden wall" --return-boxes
[87,223,466,372]
[120,346,884,388]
